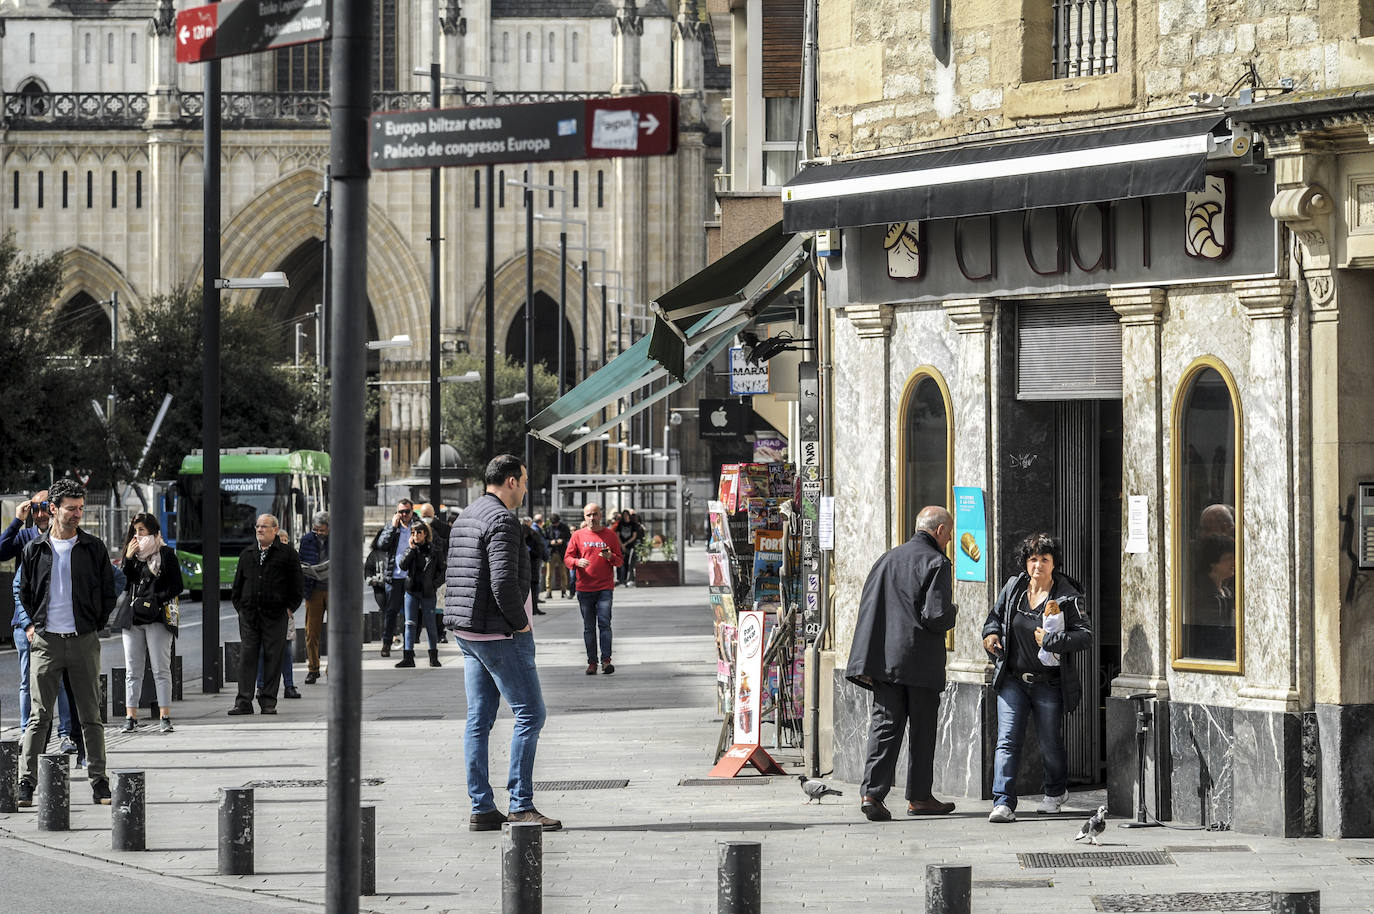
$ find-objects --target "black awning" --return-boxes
[782,115,1228,232]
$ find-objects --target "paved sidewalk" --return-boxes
[3,550,1374,912]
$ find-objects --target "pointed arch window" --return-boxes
[1171,359,1243,672]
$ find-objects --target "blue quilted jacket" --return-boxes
[441,492,530,634]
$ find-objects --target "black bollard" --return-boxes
[112,770,146,851]
[926,864,971,914]
[1272,891,1320,914]
[98,673,108,724]
[360,805,376,896]
[223,643,239,684]
[502,820,543,913]
[718,841,761,914]
[37,753,70,831]
[172,654,183,701]
[0,739,18,813]
[141,661,158,718]
[217,787,254,875]
[111,668,126,720]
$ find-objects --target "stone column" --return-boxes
[611,1,647,95]
[439,0,466,89]
[671,0,707,284]
[146,0,180,126]
[938,297,997,800]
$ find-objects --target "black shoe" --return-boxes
[380,646,391,658]
[259,706,278,715]
[469,809,507,832]
[91,778,112,805]
[533,609,547,615]
[120,717,138,732]
[17,779,34,808]
[428,649,441,668]
[394,650,416,668]
[227,706,254,716]
[283,686,302,699]
[304,671,319,684]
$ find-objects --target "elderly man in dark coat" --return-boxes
[846,505,958,822]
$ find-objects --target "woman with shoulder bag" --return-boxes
[119,513,183,733]
[396,521,445,668]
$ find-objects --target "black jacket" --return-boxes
[442,492,530,635]
[18,529,118,634]
[231,540,304,616]
[845,531,956,692]
[400,541,445,598]
[124,545,185,625]
[982,572,1092,713]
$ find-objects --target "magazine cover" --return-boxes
[740,463,771,502]
[717,465,742,514]
[752,529,784,578]
[746,497,781,533]
[707,500,734,554]
[708,551,733,591]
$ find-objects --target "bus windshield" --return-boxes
[175,474,293,554]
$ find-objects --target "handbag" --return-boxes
[161,597,180,635]
[112,591,133,630]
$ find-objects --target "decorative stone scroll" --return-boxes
[1271,183,1336,315]
[843,303,894,339]
[941,298,996,335]
[1108,287,1165,326]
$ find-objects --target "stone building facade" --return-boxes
[0,0,718,485]
[786,0,1374,836]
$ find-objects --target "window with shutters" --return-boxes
[898,369,953,543]
[1016,300,1122,400]
[1171,359,1242,673]
[759,0,803,187]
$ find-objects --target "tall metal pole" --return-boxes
[321,164,332,382]
[201,59,222,696]
[524,187,534,512]
[484,161,495,465]
[108,290,119,547]
[428,62,442,507]
[326,0,370,908]
[600,282,608,472]
[556,230,566,475]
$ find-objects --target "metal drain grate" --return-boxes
[1093,892,1271,912]
[375,714,445,721]
[1350,857,1374,865]
[975,878,1053,889]
[678,778,776,786]
[1164,845,1253,853]
[533,779,629,791]
[243,777,386,788]
[1020,850,1175,868]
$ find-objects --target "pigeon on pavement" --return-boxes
[1074,805,1109,845]
[799,775,844,804]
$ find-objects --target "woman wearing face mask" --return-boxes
[118,513,183,733]
[396,521,445,668]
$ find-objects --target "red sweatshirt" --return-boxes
[564,526,623,592]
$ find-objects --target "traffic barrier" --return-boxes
[718,841,761,914]
[217,787,254,875]
[37,753,69,831]
[360,805,376,895]
[112,770,146,851]
[502,820,543,913]
[926,864,971,914]
[0,739,18,813]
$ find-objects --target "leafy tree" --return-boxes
[439,353,559,490]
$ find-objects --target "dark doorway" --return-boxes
[61,292,112,357]
[503,290,578,389]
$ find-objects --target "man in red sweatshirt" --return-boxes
[564,503,623,675]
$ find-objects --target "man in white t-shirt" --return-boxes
[15,479,117,807]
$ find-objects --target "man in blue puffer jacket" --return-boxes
[442,454,560,834]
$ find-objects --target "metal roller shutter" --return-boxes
[1016,300,1122,400]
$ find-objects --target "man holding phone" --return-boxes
[563,503,623,676]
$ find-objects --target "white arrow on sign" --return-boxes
[641,113,660,135]
[179,25,190,44]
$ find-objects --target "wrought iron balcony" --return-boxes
[4,92,149,127]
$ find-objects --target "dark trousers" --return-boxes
[236,609,289,711]
[860,680,941,804]
[383,580,405,643]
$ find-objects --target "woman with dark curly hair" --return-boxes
[981,532,1092,824]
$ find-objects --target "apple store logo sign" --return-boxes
[698,398,749,439]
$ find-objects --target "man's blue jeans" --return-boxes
[13,627,71,735]
[576,589,614,664]
[458,632,546,814]
[992,677,1067,810]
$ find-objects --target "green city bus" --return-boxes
[168,448,330,600]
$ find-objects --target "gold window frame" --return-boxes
[895,367,955,651]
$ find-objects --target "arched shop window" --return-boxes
[898,368,952,543]
[1171,358,1243,672]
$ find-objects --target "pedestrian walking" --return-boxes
[614,509,643,586]
[846,505,959,822]
[372,498,415,658]
[227,514,303,716]
[442,454,560,832]
[298,511,330,684]
[564,503,623,675]
[116,513,182,733]
[522,515,549,615]
[396,520,444,668]
[542,513,571,599]
[14,479,117,807]
[417,504,450,642]
[981,532,1092,823]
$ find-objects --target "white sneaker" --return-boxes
[1037,792,1069,815]
[988,804,1016,823]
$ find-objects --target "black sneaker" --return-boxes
[91,778,112,805]
[120,717,138,732]
[159,717,175,733]
[304,671,319,684]
[17,779,34,808]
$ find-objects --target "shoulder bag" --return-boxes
[161,596,180,635]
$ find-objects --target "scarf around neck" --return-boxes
[135,534,165,575]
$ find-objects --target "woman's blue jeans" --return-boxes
[403,592,438,651]
[458,632,546,814]
[992,677,1067,810]
[576,589,614,664]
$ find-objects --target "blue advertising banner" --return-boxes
[952,486,987,582]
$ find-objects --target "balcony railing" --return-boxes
[4,89,619,130]
[1052,0,1118,79]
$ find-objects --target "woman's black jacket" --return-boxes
[981,572,1092,713]
[124,546,184,625]
[400,542,445,598]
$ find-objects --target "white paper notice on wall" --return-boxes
[1125,495,1148,553]
[819,496,835,551]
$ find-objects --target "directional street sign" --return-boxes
[371,94,680,171]
[176,0,331,64]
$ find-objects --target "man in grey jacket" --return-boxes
[846,505,958,822]
[443,454,560,832]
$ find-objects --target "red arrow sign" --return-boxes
[584,95,678,159]
[175,5,218,64]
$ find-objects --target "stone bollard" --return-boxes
[1272,891,1320,914]
[217,787,254,875]
[223,643,240,684]
[501,820,543,913]
[111,668,126,720]
[926,864,971,914]
[112,770,146,851]
[0,739,19,813]
[360,805,376,896]
[717,841,761,914]
[37,753,70,831]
